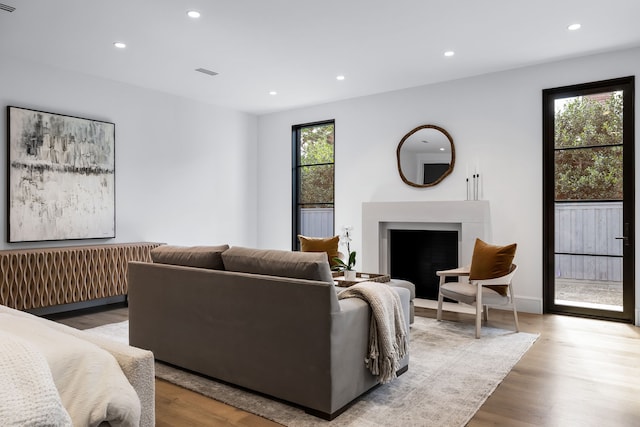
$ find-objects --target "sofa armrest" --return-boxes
[327,286,410,413]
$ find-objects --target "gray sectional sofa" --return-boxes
[128,245,410,420]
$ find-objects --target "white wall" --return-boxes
[257,47,640,317]
[0,56,258,249]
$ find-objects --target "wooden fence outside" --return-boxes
[555,201,622,282]
[300,208,334,237]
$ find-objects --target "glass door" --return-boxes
[543,77,635,322]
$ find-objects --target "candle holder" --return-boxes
[466,174,480,200]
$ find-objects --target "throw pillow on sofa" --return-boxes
[150,244,229,270]
[298,235,340,267]
[221,246,334,284]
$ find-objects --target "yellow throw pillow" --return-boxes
[469,239,517,295]
[298,235,340,267]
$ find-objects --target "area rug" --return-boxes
[86,317,538,426]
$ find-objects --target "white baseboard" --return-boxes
[513,296,543,314]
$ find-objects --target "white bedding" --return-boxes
[0,313,141,427]
[0,330,72,426]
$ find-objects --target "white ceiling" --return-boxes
[1,0,639,115]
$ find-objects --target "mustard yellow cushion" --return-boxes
[298,235,340,267]
[469,238,517,281]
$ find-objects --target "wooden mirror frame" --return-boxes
[396,124,455,188]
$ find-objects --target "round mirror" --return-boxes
[396,124,455,187]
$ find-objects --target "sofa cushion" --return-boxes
[298,235,340,267]
[221,246,334,284]
[151,245,229,270]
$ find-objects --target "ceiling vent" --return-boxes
[0,3,15,12]
[195,68,219,76]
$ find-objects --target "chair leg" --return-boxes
[475,283,482,339]
[509,284,520,332]
[483,305,489,322]
[436,276,445,321]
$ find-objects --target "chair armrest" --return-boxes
[436,266,470,277]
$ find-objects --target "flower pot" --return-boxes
[344,270,357,281]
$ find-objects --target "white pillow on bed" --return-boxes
[0,331,72,426]
[0,314,141,427]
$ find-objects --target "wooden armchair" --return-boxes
[436,263,519,339]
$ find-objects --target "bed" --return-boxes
[0,304,154,427]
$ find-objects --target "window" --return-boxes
[292,121,335,249]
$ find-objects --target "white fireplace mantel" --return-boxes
[362,201,491,274]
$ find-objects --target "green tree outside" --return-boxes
[554,92,623,200]
[299,124,334,205]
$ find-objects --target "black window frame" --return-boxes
[291,120,335,250]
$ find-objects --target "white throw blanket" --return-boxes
[338,281,408,383]
[0,331,73,426]
[0,313,141,427]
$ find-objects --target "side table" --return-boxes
[332,271,390,287]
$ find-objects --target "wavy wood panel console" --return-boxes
[0,242,162,310]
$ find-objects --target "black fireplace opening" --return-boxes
[389,229,459,300]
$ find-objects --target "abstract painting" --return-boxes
[7,106,115,242]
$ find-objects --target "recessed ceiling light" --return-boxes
[439,147,445,151]
[568,23,581,31]
[444,51,455,57]
[187,10,201,18]
[269,91,277,96]
[113,42,126,49]
[336,75,345,81]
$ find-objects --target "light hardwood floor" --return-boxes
[52,303,640,427]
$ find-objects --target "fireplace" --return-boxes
[389,229,459,299]
[362,201,491,304]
